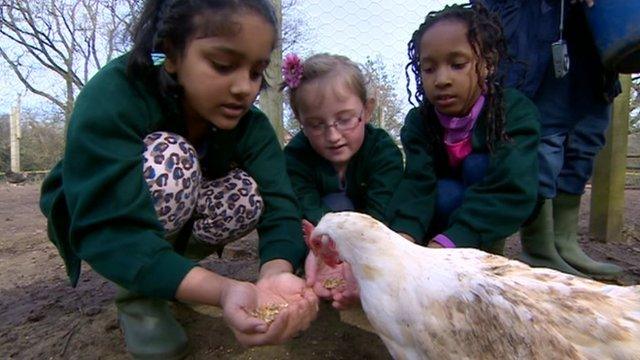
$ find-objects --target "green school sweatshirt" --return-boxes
[284,125,403,225]
[40,55,305,300]
[388,89,540,247]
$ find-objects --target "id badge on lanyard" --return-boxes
[551,0,570,78]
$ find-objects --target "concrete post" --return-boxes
[10,98,21,173]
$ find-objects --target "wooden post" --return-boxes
[589,74,631,243]
[260,0,285,145]
[9,98,21,173]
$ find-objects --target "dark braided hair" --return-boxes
[405,2,508,152]
[128,0,277,100]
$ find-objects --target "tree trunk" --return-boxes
[261,0,284,145]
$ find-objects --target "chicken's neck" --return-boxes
[338,226,464,301]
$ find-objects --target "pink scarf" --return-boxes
[435,95,485,168]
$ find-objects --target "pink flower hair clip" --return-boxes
[282,53,303,89]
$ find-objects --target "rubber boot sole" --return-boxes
[517,252,588,278]
[129,346,189,360]
[558,248,624,280]
[552,193,624,280]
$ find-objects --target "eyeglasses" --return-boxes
[302,110,363,136]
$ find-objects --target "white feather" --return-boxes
[312,212,640,360]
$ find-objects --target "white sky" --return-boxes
[0,0,463,115]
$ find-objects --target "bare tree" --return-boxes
[0,0,139,121]
[0,0,304,130]
[282,0,308,53]
[0,114,10,171]
[362,56,404,142]
[19,109,66,171]
[262,0,309,143]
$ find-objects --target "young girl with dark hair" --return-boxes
[388,3,540,254]
[39,0,318,358]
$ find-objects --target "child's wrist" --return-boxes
[259,259,293,279]
[432,234,456,248]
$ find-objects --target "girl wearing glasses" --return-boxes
[387,3,540,255]
[282,53,403,309]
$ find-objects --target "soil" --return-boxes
[1,182,638,359]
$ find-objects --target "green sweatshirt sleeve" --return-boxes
[239,112,306,269]
[61,62,196,300]
[283,133,332,225]
[387,108,438,241]
[443,89,540,247]
[363,129,404,223]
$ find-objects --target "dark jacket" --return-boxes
[476,0,620,101]
[40,55,306,300]
[388,89,540,247]
[284,125,403,225]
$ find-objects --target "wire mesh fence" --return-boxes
[278,1,640,188]
[1,0,639,190]
[290,1,455,61]
[276,1,465,139]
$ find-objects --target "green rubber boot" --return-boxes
[116,288,188,360]
[553,192,623,279]
[518,199,586,277]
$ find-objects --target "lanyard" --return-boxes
[558,0,565,41]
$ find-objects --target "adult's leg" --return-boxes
[533,65,575,200]
[553,102,622,278]
[518,199,585,276]
[518,68,584,276]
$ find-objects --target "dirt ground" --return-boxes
[1,182,638,360]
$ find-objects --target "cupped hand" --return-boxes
[219,279,271,346]
[253,272,319,344]
[220,274,318,346]
[304,251,360,310]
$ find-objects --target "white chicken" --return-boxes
[307,212,640,360]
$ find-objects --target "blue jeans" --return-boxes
[322,191,355,212]
[431,154,490,235]
[534,65,611,198]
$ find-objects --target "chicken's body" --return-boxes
[310,212,640,360]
